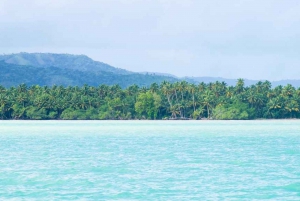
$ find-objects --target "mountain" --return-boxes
[0,52,300,88]
[0,60,179,88]
[272,80,300,88]
[0,52,130,74]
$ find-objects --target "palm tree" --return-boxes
[284,100,299,118]
[226,86,234,98]
[282,84,295,98]
[161,81,173,107]
[173,82,180,104]
[17,83,28,93]
[192,106,205,120]
[188,84,196,113]
[178,81,188,102]
[267,98,282,118]
[235,78,245,94]
[15,94,28,108]
[0,94,8,119]
[149,83,159,93]
[0,86,6,94]
[246,90,257,107]
[198,82,206,93]
[140,87,147,93]
[202,90,214,118]
[262,80,272,91]
[169,104,180,118]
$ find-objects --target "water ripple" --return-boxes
[0,120,300,200]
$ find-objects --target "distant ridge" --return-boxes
[0,52,300,88]
[140,71,179,78]
[184,77,300,88]
[0,53,178,87]
[0,52,130,74]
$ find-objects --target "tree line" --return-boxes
[0,79,299,120]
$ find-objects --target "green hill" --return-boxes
[0,60,178,88]
[0,52,130,74]
[1,53,300,88]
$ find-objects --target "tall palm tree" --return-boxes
[235,78,245,94]
[161,81,173,107]
[149,83,159,93]
[169,104,180,118]
[282,84,295,98]
[188,84,196,113]
[202,90,214,118]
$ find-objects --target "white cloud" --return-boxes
[1,0,300,79]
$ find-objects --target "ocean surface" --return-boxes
[0,120,300,200]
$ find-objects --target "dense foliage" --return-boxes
[0,79,300,120]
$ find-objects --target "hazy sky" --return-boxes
[1,0,300,80]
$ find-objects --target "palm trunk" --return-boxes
[175,90,179,103]
[181,92,185,118]
[167,93,172,107]
[192,93,195,112]
[207,105,210,118]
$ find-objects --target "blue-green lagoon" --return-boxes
[0,120,300,200]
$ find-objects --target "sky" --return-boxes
[1,0,300,80]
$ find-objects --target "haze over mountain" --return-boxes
[0,53,300,88]
[183,77,300,88]
[0,53,130,74]
[0,53,178,88]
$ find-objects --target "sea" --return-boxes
[0,120,300,200]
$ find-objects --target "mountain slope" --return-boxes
[0,61,179,88]
[0,52,130,74]
[1,53,300,88]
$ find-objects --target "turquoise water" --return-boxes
[0,120,300,200]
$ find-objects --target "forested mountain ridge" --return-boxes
[1,52,300,88]
[0,52,130,74]
[0,61,179,88]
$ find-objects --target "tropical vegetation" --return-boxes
[0,79,300,120]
